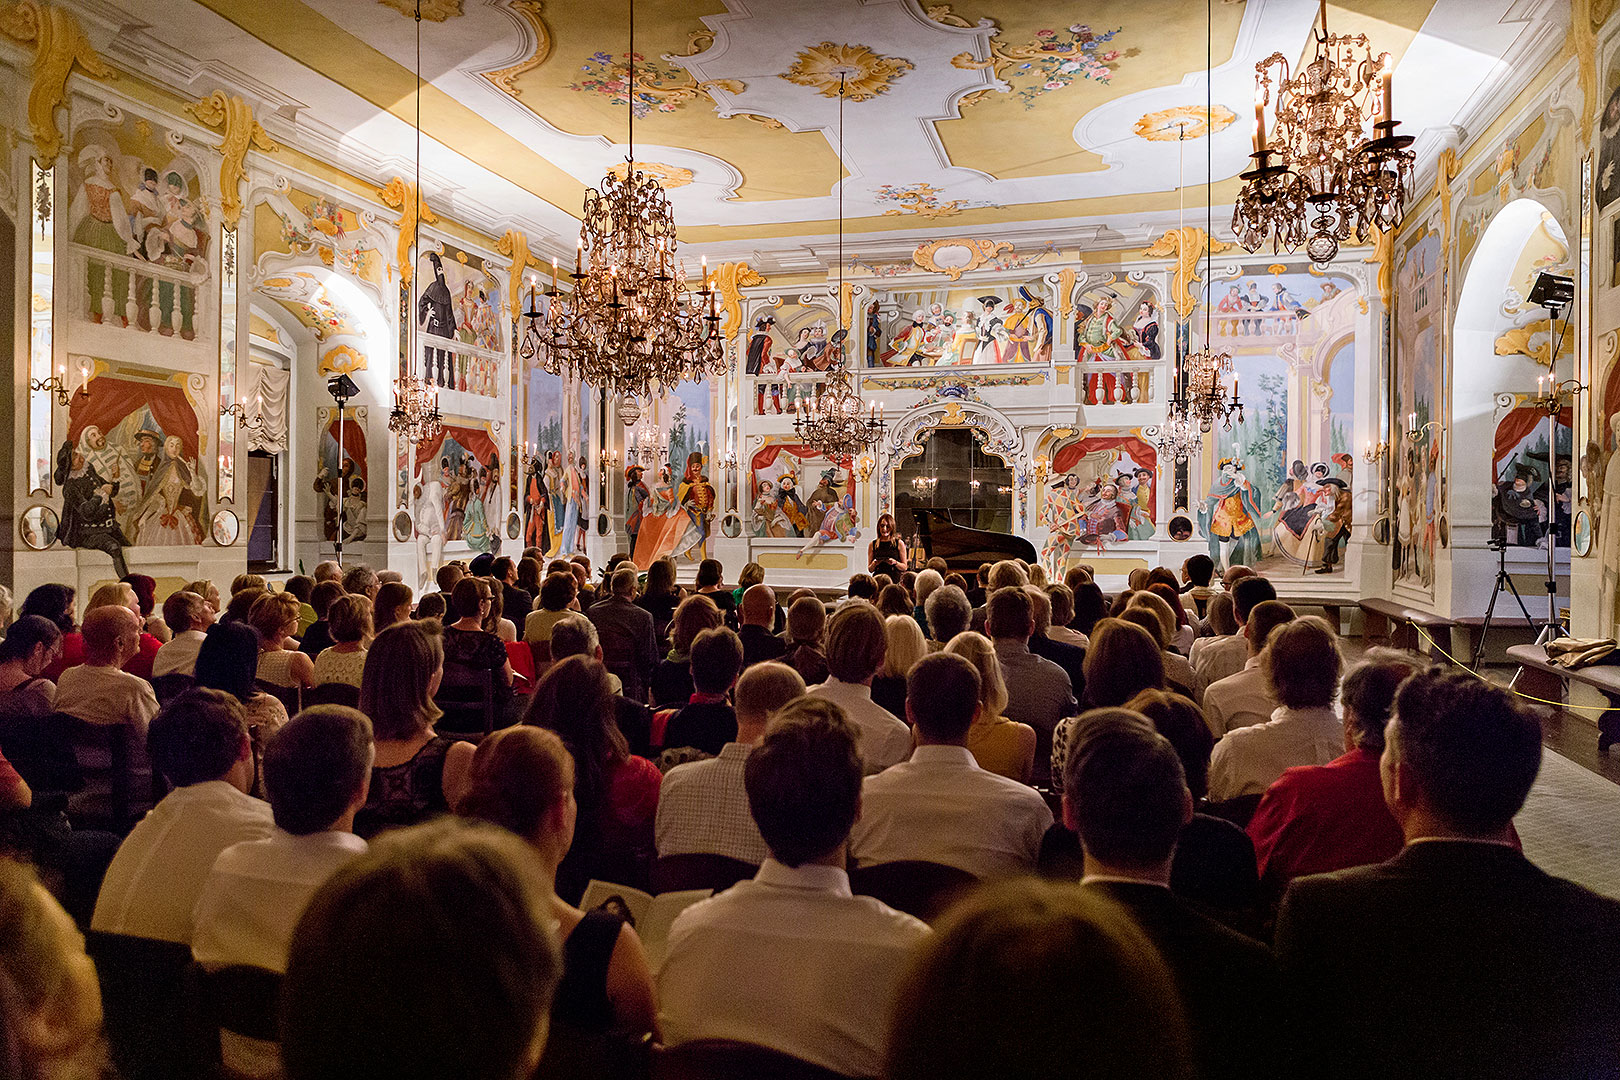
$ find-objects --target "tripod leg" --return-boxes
[1475,570,1506,670]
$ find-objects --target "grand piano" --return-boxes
[910,507,1038,571]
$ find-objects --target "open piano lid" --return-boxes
[910,507,1037,572]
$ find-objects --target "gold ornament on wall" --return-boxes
[1142,227,1231,323]
[1132,105,1237,142]
[0,1,117,164]
[495,228,543,323]
[377,177,438,285]
[319,343,368,377]
[1494,319,1574,368]
[911,238,1013,281]
[710,262,767,343]
[1362,226,1394,308]
[185,91,277,230]
[781,43,913,102]
[1057,267,1076,319]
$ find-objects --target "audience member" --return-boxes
[912,569,944,638]
[590,566,658,706]
[414,592,447,623]
[1202,599,1296,736]
[121,573,168,641]
[92,689,272,943]
[281,819,562,1080]
[353,621,476,839]
[0,615,61,719]
[650,595,721,707]
[877,584,913,620]
[923,583,971,649]
[490,556,530,627]
[1182,554,1221,612]
[435,563,465,600]
[55,606,159,735]
[845,574,878,605]
[251,591,316,696]
[1124,594,1200,698]
[886,878,1194,1080]
[872,614,927,719]
[458,726,659,1045]
[637,558,683,643]
[736,584,786,669]
[1194,576,1276,688]
[658,698,930,1077]
[965,562,991,608]
[481,574,519,643]
[221,586,265,627]
[86,582,162,678]
[23,584,82,681]
[312,560,342,585]
[986,587,1074,787]
[1050,618,1166,783]
[0,858,108,1080]
[516,557,544,604]
[312,594,372,688]
[298,580,346,659]
[1248,650,1421,895]
[193,705,372,971]
[195,621,291,736]
[549,613,652,755]
[656,662,804,864]
[1069,580,1108,638]
[1190,592,1239,665]
[524,572,580,650]
[184,579,223,616]
[807,603,911,774]
[1044,584,1087,648]
[341,565,379,601]
[570,556,598,610]
[945,631,1035,782]
[662,628,743,756]
[443,579,516,717]
[1145,582,1195,654]
[1025,586,1086,701]
[153,590,212,678]
[1275,670,1620,1079]
[284,575,318,637]
[372,581,414,632]
[851,653,1051,878]
[1208,615,1342,802]
[694,558,735,624]
[1061,710,1276,1080]
[376,570,404,587]
[782,595,830,686]
[231,574,268,597]
[524,656,660,901]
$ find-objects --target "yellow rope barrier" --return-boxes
[1413,625,1616,716]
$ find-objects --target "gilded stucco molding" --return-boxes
[376,177,439,285]
[712,262,768,342]
[495,228,544,321]
[0,1,116,164]
[184,91,278,230]
[1141,227,1231,323]
[482,1,551,97]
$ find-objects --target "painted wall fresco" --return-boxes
[1195,266,1360,576]
[62,364,210,548]
[630,380,716,567]
[748,439,859,557]
[744,300,843,415]
[1394,227,1444,589]
[315,406,367,543]
[410,420,503,581]
[1073,280,1159,405]
[1041,433,1157,570]
[415,243,502,396]
[870,281,1054,366]
[69,115,211,338]
[522,349,590,558]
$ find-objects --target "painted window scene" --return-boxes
[869,282,1054,367]
[744,302,848,415]
[522,365,589,558]
[412,423,503,583]
[316,407,367,544]
[1041,434,1158,572]
[1073,282,1161,405]
[414,245,502,396]
[748,441,859,560]
[628,380,716,568]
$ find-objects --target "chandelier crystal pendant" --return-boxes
[1232,0,1413,264]
[391,0,442,444]
[792,70,885,461]
[1154,412,1204,465]
[539,3,723,399]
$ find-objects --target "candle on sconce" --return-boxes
[1253,90,1267,152]
[1380,67,1393,124]
[1409,411,1417,431]
[574,239,583,278]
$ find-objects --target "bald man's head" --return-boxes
[82,605,139,666]
[741,584,777,628]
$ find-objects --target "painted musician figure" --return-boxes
[625,465,649,556]
[682,470,718,562]
[1200,457,1262,572]
[746,314,782,415]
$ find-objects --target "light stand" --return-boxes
[1473,536,1536,669]
[1527,270,1577,645]
[327,373,359,568]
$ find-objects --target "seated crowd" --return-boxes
[0,550,1616,1080]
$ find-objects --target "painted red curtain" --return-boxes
[326,413,368,475]
[413,424,499,470]
[1052,436,1158,476]
[1493,405,1572,476]
[68,376,200,458]
[749,442,853,501]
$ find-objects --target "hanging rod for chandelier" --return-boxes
[1232,0,1413,264]
[390,0,441,444]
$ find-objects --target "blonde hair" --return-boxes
[248,591,301,644]
[85,583,135,613]
[1027,563,1050,588]
[945,631,1009,717]
[1127,590,1178,645]
[326,594,374,646]
[230,573,267,596]
[0,858,106,1077]
[881,615,930,680]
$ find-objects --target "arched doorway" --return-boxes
[892,427,1014,534]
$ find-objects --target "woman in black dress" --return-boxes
[868,512,908,577]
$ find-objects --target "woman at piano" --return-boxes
[868,513,909,577]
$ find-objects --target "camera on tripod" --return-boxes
[1487,536,1507,552]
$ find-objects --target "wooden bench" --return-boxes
[1505,644,1620,752]
[1272,594,1348,633]
[1452,615,1539,668]
[1358,598,1457,659]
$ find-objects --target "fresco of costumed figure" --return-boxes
[1201,457,1263,572]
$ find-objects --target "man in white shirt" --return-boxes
[55,606,159,734]
[657,661,805,864]
[152,589,214,679]
[808,602,912,774]
[92,688,274,944]
[988,587,1075,788]
[1203,600,1296,737]
[658,697,931,1077]
[850,652,1052,878]
[193,704,373,971]
[1209,617,1344,801]
[1193,577,1276,690]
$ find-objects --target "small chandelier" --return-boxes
[1233,0,1413,264]
[1181,348,1243,432]
[1154,413,1204,465]
[792,71,884,461]
[538,4,723,399]
[795,361,885,461]
[393,0,440,443]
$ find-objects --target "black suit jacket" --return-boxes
[501,584,533,628]
[1030,632,1086,705]
[1276,840,1620,1080]
[1085,880,1278,1080]
[737,624,786,670]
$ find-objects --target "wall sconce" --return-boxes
[31,362,89,408]
[720,445,739,479]
[1406,416,1443,446]
[855,454,875,483]
[221,395,267,441]
[1362,440,1389,464]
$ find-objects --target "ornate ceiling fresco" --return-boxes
[85,0,1557,257]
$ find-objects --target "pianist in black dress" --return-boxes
[868,513,909,577]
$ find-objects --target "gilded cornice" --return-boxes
[184,90,277,229]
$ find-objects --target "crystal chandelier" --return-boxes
[1233,0,1413,264]
[537,4,723,399]
[390,0,441,444]
[792,72,885,461]
[1154,413,1204,465]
